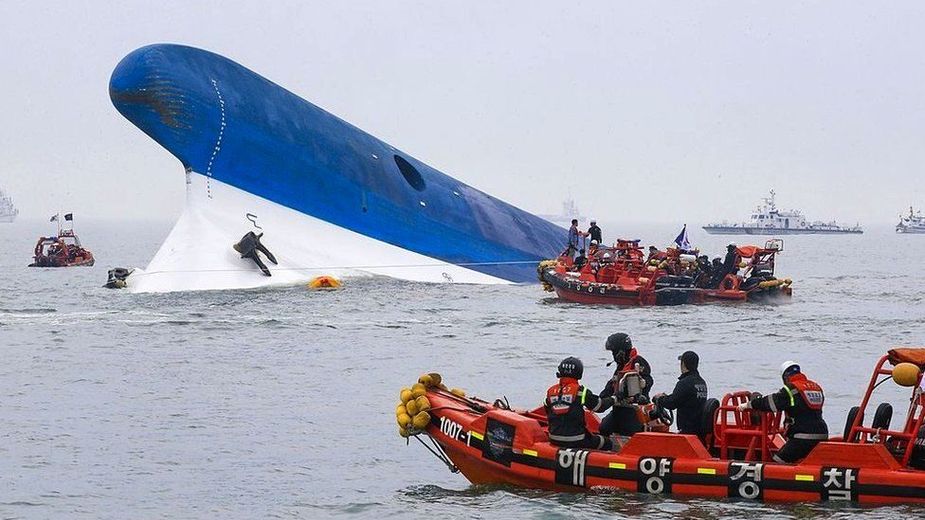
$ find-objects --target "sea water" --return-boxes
[1,219,923,519]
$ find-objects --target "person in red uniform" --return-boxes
[738,360,829,463]
[599,333,654,436]
[545,357,616,451]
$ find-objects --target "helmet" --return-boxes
[727,243,737,250]
[590,219,597,224]
[557,357,584,379]
[780,360,800,380]
[605,333,632,354]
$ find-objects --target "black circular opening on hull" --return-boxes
[394,155,425,191]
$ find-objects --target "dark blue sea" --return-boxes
[1,218,923,519]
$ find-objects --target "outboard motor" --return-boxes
[233,231,278,276]
[910,426,925,470]
[103,267,133,289]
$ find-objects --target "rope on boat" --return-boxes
[131,259,547,277]
[412,434,459,474]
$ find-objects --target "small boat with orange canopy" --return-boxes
[398,348,925,505]
[538,239,791,305]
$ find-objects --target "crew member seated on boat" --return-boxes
[652,351,708,435]
[587,220,602,244]
[646,246,661,263]
[599,333,654,436]
[545,357,616,451]
[708,257,726,288]
[738,360,828,463]
[573,249,587,270]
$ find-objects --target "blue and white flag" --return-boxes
[674,224,691,251]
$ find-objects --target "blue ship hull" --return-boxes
[109,44,566,289]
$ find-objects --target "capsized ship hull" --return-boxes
[110,44,565,292]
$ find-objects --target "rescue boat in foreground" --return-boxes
[399,349,925,505]
[538,239,791,305]
[28,229,95,267]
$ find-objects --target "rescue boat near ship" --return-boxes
[399,349,925,505]
[28,214,95,267]
[538,239,791,306]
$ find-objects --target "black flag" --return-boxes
[64,213,73,221]
[50,214,58,222]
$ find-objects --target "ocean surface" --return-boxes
[1,218,924,519]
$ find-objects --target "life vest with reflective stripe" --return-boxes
[786,373,824,411]
[545,378,587,441]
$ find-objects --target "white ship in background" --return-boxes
[703,190,862,235]
[539,197,587,228]
[897,207,925,234]
[0,188,18,223]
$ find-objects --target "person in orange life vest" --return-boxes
[738,360,829,463]
[545,357,616,451]
[599,333,654,436]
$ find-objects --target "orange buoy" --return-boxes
[308,275,342,289]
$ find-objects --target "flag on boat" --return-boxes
[49,214,58,222]
[64,213,73,221]
[674,224,691,251]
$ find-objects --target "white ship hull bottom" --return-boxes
[0,215,16,223]
[897,228,925,234]
[127,172,510,293]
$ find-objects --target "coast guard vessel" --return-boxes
[0,188,18,223]
[110,44,565,292]
[897,207,925,234]
[703,190,862,235]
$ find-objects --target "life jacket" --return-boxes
[619,349,639,375]
[545,377,587,443]
[786,373,824,411]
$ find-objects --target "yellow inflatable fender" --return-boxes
[398,426,410,438]
[397,413,412,428]
[411,383,427,398]
[405,399,419,416]
[450,388,466,397]
[395,403,407,416]
[400,388,414,404]
[416,395,431,412]
[418,374,434,387]
[893,362,921,387]
[412,411,431,430]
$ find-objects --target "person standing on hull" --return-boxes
[587,220,602,245]
[567,219,587,258]
[738,360,828,463]
[599,333,654,436]
[652,351,708,435]
[545,357,617,451]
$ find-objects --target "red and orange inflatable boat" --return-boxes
[399,349,925,505]
[538,239,791,306]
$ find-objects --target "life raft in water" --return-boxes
[401,349,925,505]
[307,275,342,289]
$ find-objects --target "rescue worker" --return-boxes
[573,249,587,270]
[652,351,708,435]
[738,360,828,463]
[599,333,654,436]
[722,243,739,277]
[587,220,602,244]
[567,219,586,257]
[545,357,616,450]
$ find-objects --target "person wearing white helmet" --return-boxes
[738,360,829,463]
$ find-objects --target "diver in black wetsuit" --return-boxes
[234,231,278,276]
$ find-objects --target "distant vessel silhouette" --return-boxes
[0,188,18,223]
[897,206,925,234]
[703,190,862,235]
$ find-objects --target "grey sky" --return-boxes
[1,1,923,224]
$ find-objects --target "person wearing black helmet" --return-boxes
[544,357,617,450]
[598,333,654,436]
[722,243,739,277]
[652,351,708,435]
[737,360,828,463]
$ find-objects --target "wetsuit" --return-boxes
[545,377,615,450]
[722,249,738,276]
[599,352,653,436]
[573,253,587,270]
[749,373,828,463]
[654,370,708,434]
[588,224,602,244]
